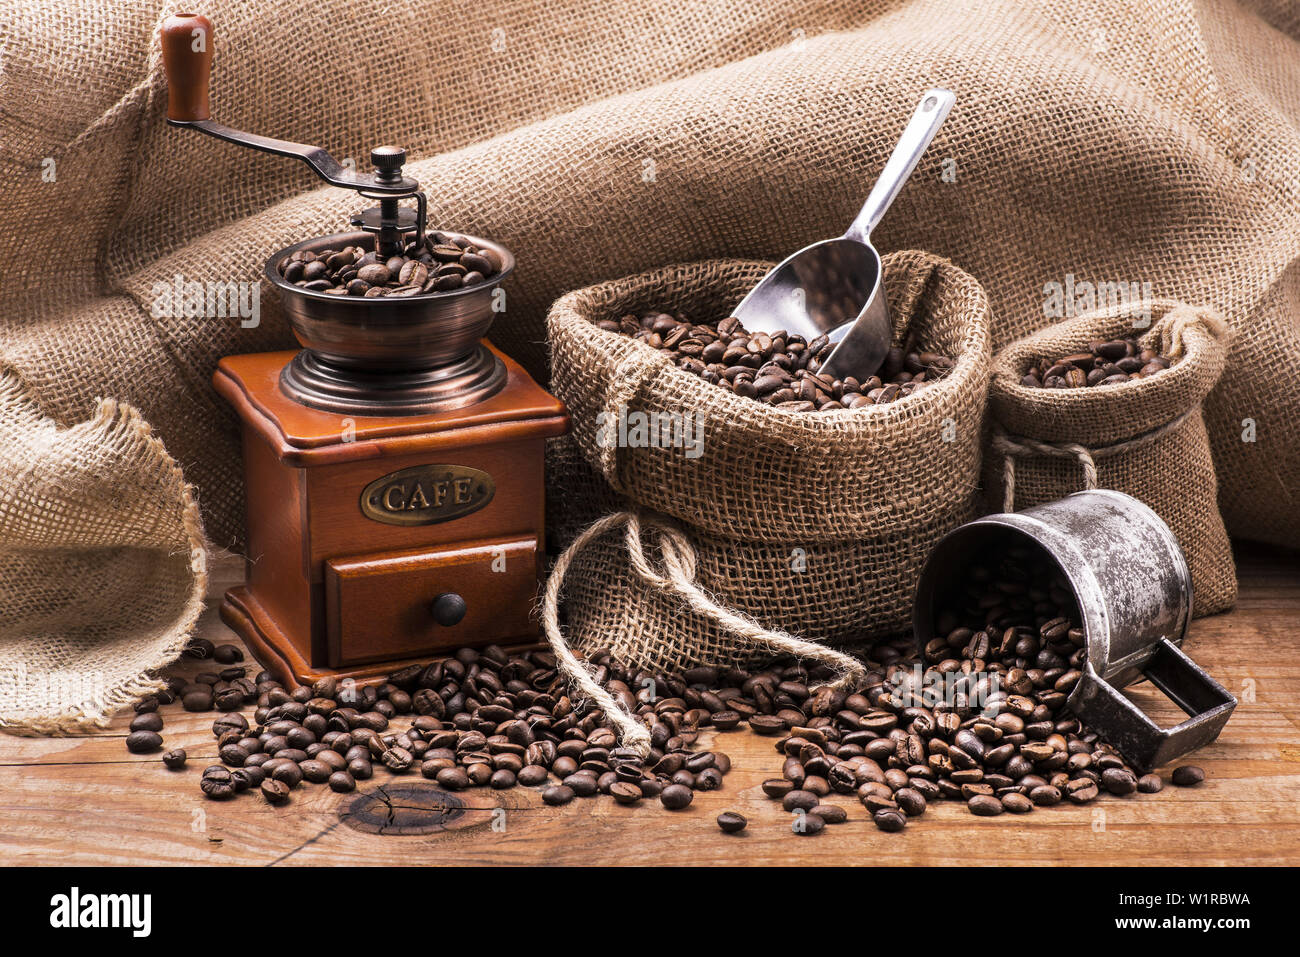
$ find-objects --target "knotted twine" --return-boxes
[992,410,1195,513]
[541,510,868,756]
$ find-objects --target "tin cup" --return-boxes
[913,489,1235,771]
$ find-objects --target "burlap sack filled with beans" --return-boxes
[542,252,990,740]
[986,302,1235,617]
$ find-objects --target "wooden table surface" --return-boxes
[3,543,1297,867]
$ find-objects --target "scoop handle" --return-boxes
[161,12,213,122]
[844,88,954,243]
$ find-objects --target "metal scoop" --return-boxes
[733,89,955,382]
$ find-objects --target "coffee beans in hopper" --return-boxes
[594,312,954,411]
[1020,337,1174,388]
[276,230,501,297]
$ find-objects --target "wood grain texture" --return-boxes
[2,544,1297,866]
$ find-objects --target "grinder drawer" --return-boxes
[324,536,538,667]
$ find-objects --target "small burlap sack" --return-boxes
[542,252,990,749]
[986,302,1235,617]
[0,371,208,734]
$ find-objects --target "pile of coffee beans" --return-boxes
[130,642,733,811]
[1020,337,1174,389]
[594,311,954,411]
[275,230,500,298]
[132,562,1207,833]
[744,543,1206,832]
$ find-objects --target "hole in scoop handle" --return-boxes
[161,13,213,122]
[845,88,955,244]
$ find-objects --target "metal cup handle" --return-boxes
[1068,637,1237,772]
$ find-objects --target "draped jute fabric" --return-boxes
[986,303,1235,618]
[545,253,991,674]
[3,0,1299,729]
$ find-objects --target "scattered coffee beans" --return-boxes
[276,231,501,298]
[595,311,953,411]
[133,574,1209,839]
[1020,337,1173,389]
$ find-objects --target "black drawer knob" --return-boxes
[430,592,467,626]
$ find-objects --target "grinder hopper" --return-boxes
[161,12,512,415]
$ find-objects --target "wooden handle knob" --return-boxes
[161,13,213,121]
[430,593,467,627]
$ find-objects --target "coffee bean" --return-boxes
[434,767,469,791]
[894,787,927,817]
[873,809,907,832]
[277,233,499,298]
[213,644,244,664]
[517,765,549,787]
[126,730,163,754]
[543,785,575,806]
[129,712,164,733]
[761,778,794,798]
[782,789,819,812]
[184,638,215,659]
[810,803,848,824]
[660,784,693,810]
[299,759,331,784]
[1065,778,1100,804]
[1030,784,1062,806]
[328,771,356,793]
[182,688,214,712]
[968,794,1004,816]
[200,765,236,800]
[161,748,187,770]
[1001,792,1034,813]
[261,779,290,805]
[1171,765,1205,787]
[794,811,825,835]
[1101,767,1138,795]
[1137,773,1164,793]
[716,811,747,833]
[609,781,642,805]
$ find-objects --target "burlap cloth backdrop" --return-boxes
[3,0,1300,728]
[0,377,206,733]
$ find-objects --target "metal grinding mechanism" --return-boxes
[913,490,1237,772]
[161,11,511,415]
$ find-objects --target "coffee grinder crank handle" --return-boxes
[160,12,425,255]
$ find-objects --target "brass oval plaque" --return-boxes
[360,464,495,526]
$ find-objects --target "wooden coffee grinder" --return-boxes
[162,14,568,687]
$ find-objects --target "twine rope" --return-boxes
[541,509,868,757]
[992,409,1194,512]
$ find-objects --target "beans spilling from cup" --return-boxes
[744,546,1203,832]
[276,230,500,298]
[1020,337,1174,389]
[595,311,954,411]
